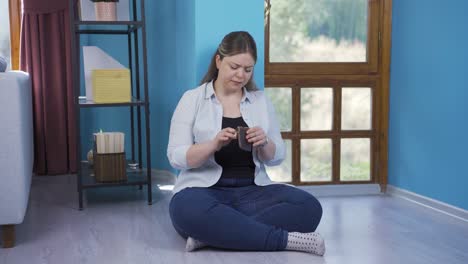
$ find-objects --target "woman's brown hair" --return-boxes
[200,31,258,91]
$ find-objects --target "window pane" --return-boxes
[342,88,372,130]
[265,87,292,132]
[0,0,11,70]
[266,139,292,182]
[340,138,370,181]
[269,0,368,62]
[301,88,333,131]
[301,139,332,182]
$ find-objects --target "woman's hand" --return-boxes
[212,127,237,151]
[246,127,268,147]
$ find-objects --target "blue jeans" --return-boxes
[169,178,323,251]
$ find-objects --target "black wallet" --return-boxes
[237,126,252,152]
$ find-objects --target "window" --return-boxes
[269,0,369,63]
[1,0,21,70]
[265,0,392,188]
[0,1,12,68]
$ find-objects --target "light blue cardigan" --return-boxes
[167,81,286,193]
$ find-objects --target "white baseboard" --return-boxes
[151,169,176,183]
[152,170,383,196]
[387,185,468,223]
[299,184,381,197]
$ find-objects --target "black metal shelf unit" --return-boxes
[69,0,152,210]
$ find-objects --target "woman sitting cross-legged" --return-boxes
[167,31,325,256]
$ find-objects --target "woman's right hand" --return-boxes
[212,127,237,151]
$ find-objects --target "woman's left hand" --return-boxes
[246,127,268,147]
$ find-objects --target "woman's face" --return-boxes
[215,52,255,92]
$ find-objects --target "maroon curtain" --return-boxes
[20,0,77,175]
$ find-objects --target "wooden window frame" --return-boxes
[8,0,21,70]
[265,0,392,191]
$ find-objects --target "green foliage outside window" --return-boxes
[270,0,368,62]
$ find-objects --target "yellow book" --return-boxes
[92,69,131,103]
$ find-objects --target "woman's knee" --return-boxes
[170,188,206,220]
[169,188,217,234]
[280,187,323,231]
[275,186,323,231]
[301,195,323,231]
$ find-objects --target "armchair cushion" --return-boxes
[0,71,33,225]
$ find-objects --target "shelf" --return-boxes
[80,161,149,189]
[79,97,147,108]
[71,0,152,209]
[75,21,143,26]
[74,21,143,35]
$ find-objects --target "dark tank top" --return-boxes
[214,116,255,179]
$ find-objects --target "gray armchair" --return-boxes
[0,71,33,248]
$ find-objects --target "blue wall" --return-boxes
[80,0,264,173]
[194,0,264,88]
[146,0,176,171]
[389,0,468,210]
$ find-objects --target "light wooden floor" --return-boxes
[1,174,467,264]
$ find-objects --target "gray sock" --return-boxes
[185,237,207,252]
[285,232,325,256]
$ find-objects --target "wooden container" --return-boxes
[94,152,127,182]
